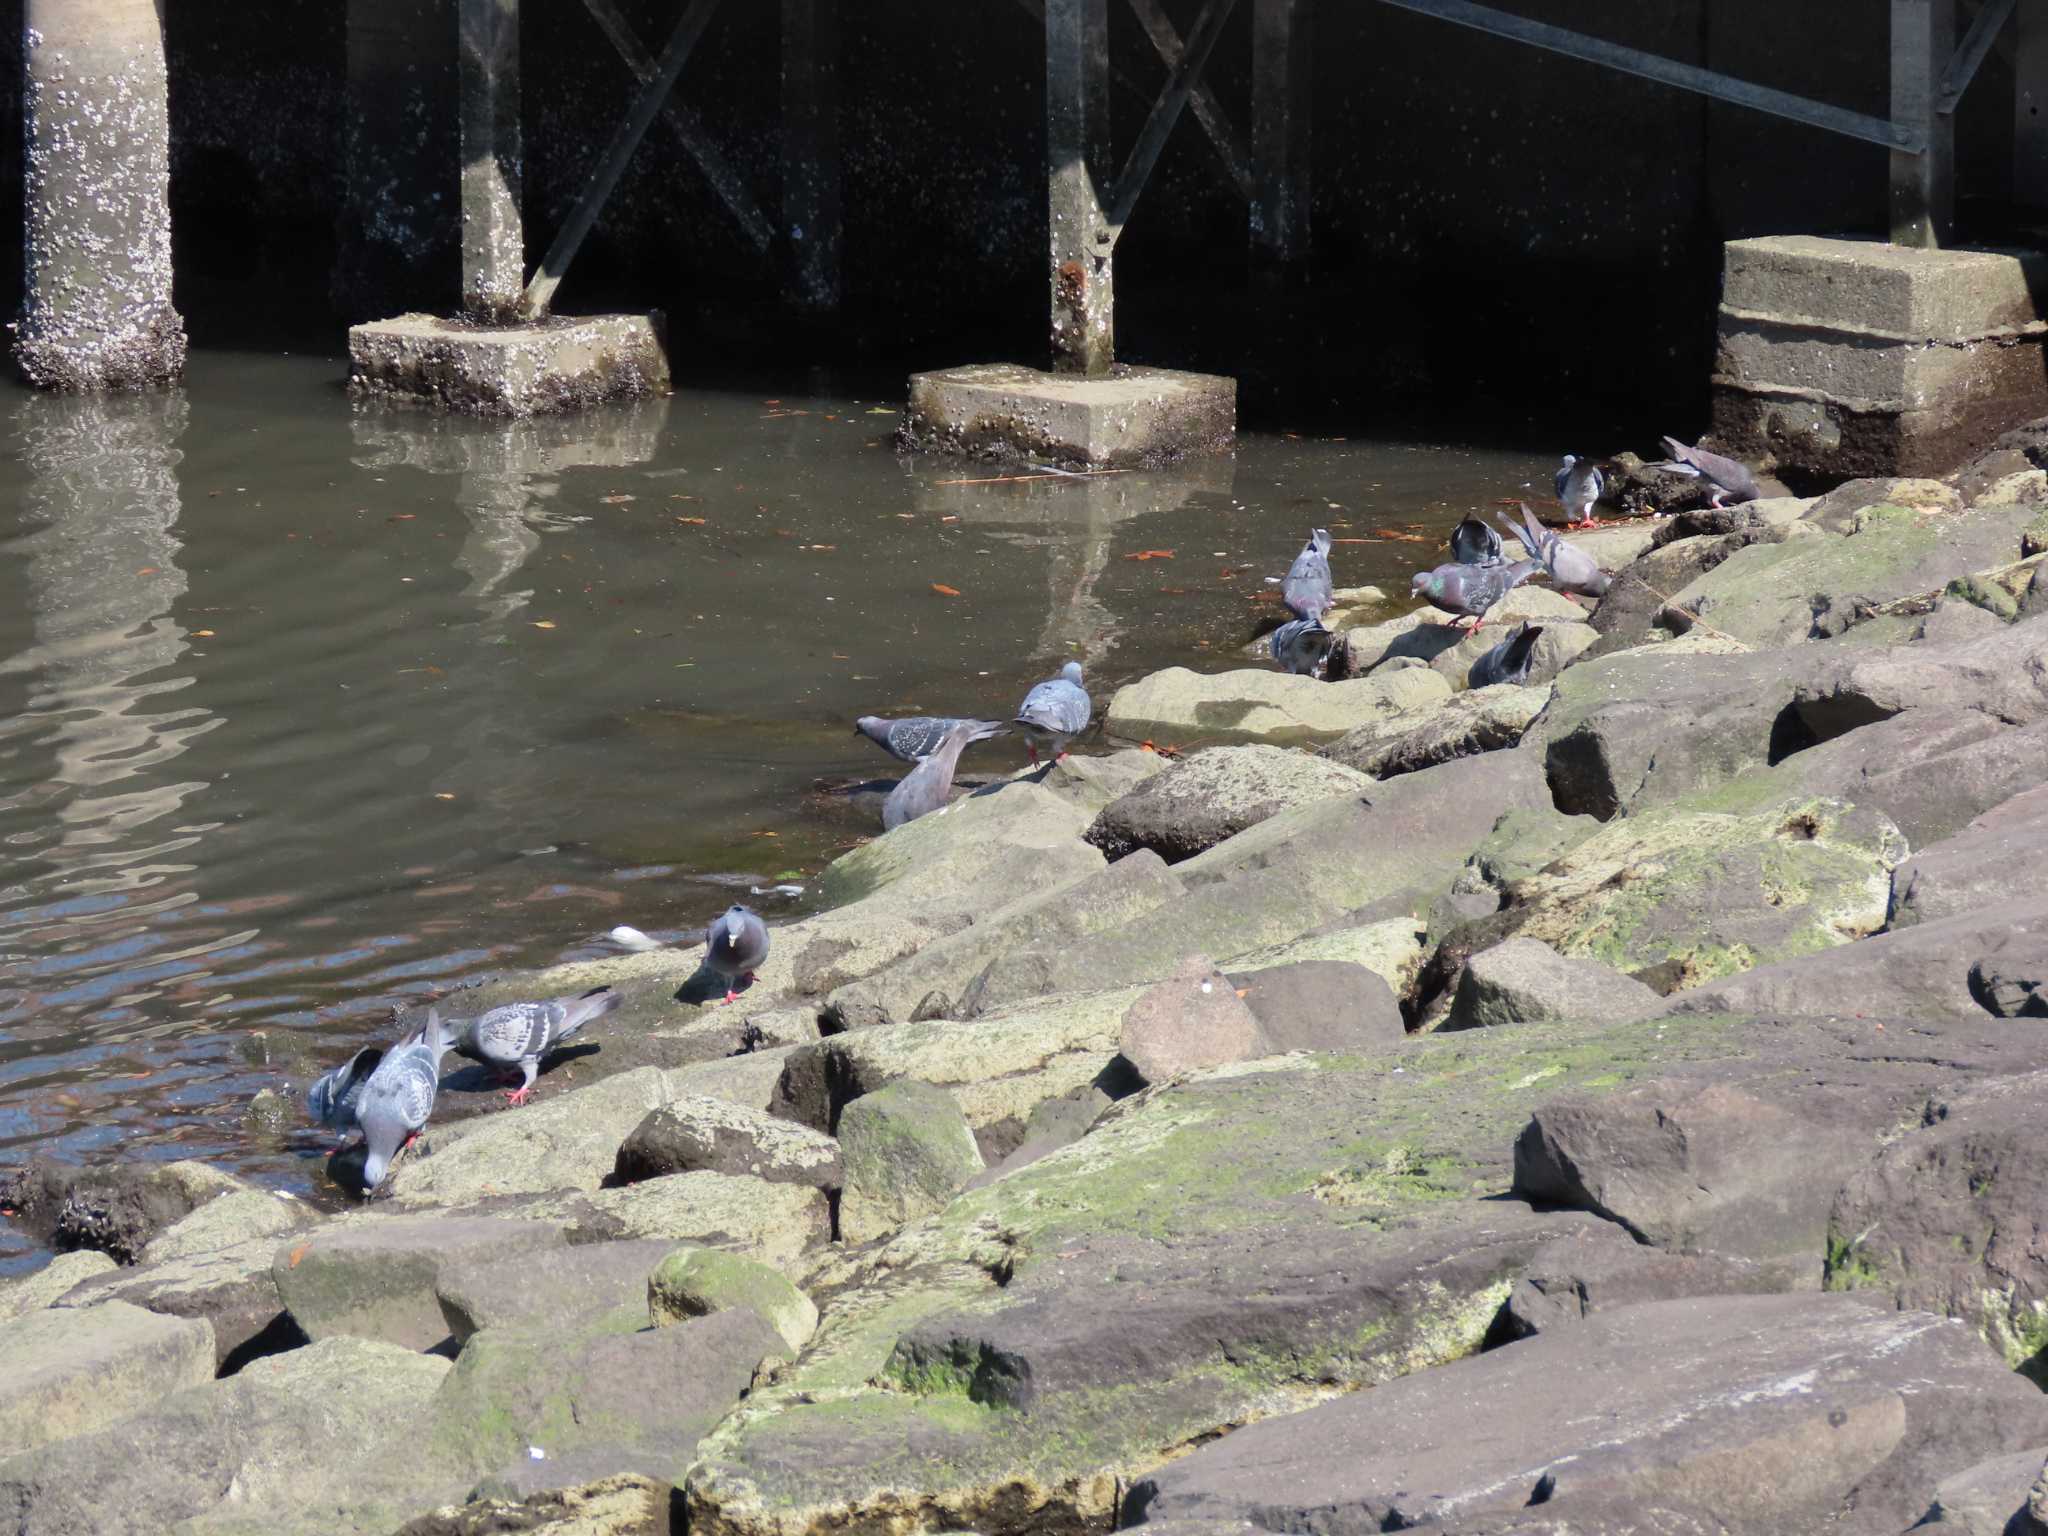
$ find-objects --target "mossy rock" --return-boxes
[649,1246,817,1353]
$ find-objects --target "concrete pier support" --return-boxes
[1249,0,1313,284]
[1047,0,1114,375]
[1889,0,1956,247]
[459,0,524,320]
[17,0,186,389]
[782,0,843,312]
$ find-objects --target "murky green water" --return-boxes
[0,350,1555,1269]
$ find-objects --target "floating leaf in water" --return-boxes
[931,583,962,597]
[287,1244,310,1269]
[533,620,557,629]
[434,793,456,801]
[601,493,635,505]
[193,629,216,637]
[1123,549,1175,561]
[675,516,706,525]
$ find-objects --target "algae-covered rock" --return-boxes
[1319,683,1549,775]
[567,1173,830,1272]
[141,1186,318,1263]
[648,1246,818,1352]
[1443,938,1662,1029]
[59,1231,297,1371]
[0,1300,214,1457]
[1086,745,1373,863]
[1104,665,1451,748]
[0,1251,114,1322]
[615,1096,841,1190]
[1428,620,1595,693]
[437,1239,679,1344]
[0,1158,246,1264]
[837,1081,985,1244]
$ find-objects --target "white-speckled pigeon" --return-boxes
[1468,621,1545,688]
[1282,529,1334,622]
[1499,502,1611,599]
[1555,456,1605,528]
[452,985,621,1106]
[1410,559,1539,629]
[358,1007,453,1194]
[1014,661,1091,765]
[1654,436,1760,507]
[1270,617,1334,677]
[1450,515,1503,567]
[705,904,769,1005]
[306,1045,383,1144]
[855,715,1009,764]
[882,718,999,830]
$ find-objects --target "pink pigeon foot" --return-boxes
[502,1085,533,1106]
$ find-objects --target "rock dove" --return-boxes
[1555,456,1605,528]
[1449,515,1503,567]
[358,1008,453,1194]
[705,904,769,1005]
[306,1046,383,1143]
[1282,529,1334,622]
[1654,436,1760,507]
[882,718,1000,830]
[1499,501,1611,599]
[1410,559,1539,629]
[452,985,621,1106]
[1468,621,1545,688]
[855,715,1008,764]
[1014,661,1091,765]
[1270,617,1334,677]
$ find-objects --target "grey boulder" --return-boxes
[1441,938,1663,1030]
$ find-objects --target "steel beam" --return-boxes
[1937,0,2013,112]
[2019,0,2048,202]
[459,0,524,320]
[1047,0,1114,374]
[1106,0,1238,235]
[1892,0,1957,246]
[1125,0,1254,200]
[782,0,843,311]
[1251,0,1313,282]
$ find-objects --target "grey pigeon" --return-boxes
[1449,515,1503,567]
[306,1046,383,1143]
[1499,501,1611,599]
[882,718,1000,830]
[1555,455,1605,527]
[855,715,1008,764]
[1270,617,1334,677]
[452,985,621,1105]
[1410,559,1540,629]
[1655,436,1760,507]
[1468,621,1545,688]
[1014,660,1091,765]
[1282,528,1334,622]
[705,904,769,1005]
[358,1007,453,1194]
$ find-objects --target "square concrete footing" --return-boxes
[1712,236,2048,479]
[348,311,671,416]
[900,361,1235,468]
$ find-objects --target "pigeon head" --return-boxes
[1059,661,1084,685]
[1410,571,1436,600]
[360,1106,402,1195]
[853,716,879,738]
[306,1075,333,1126]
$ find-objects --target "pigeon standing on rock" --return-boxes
[1654,436,1760,507]
[1499,502,1611,599]
[855,715,1008,764]
[306,1046,383,1144]
[1270,617,1335,678]
[1556,456,1605,528]
[1410,559,1540,629]
[1014,661,1091,765]
[882,719,1000,830]
[1282,529,1334,622]
[1450,515,1503,567]
[1468,621,1546,687]
[358,1008,453,1194]
[452,985,621,1106]
[705,904,769,1005]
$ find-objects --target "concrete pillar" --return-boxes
[338,0,458,318]
[460,0,524,321]
[782,0,843,313]
[2018,0,2048,206]
[1047,0,1113,376]
[1250,0,1313,285]
[17,0,186,389]
[1890,0,1956,247]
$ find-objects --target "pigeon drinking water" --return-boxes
[1498,502,1611,599]
[357,1007,453,1195]
[1653,436,1760,508]
[1270,617,1334,678]
[1410,559,1540,629]
[1282,529,1335,622]
[882,718,1001,830]
[1014,661,1091,766]
[705,904,769,1005]
[1449,515,1503,567]
[1468,621,1546,688]
[855,715,1009,764]
[452,985,622,1106]
[1555,456,1605,528]
[306,1045,383,1144]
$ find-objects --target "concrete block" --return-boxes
[1711,237,2048,479]
[347,311,671,416]
[900,361,1234,468]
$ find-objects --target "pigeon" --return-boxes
[1282,529,1335,622]
[358,1007,453,1194]
[1555,456,1605,528]
[1410,559,1540,629]
[608,925,665,952]
[1014,661,1091,765]
[1449,515,1503,567]
[882,718,1000,830]
[1654,436,1760,507]
[855,715,1008,764]
[306,1045,383,1143]
[452,985,621,1105]
[1468,622,1545,688]
[1499,502,1611,599]
[1270,617,1334,678]
[705,904,769,1005]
